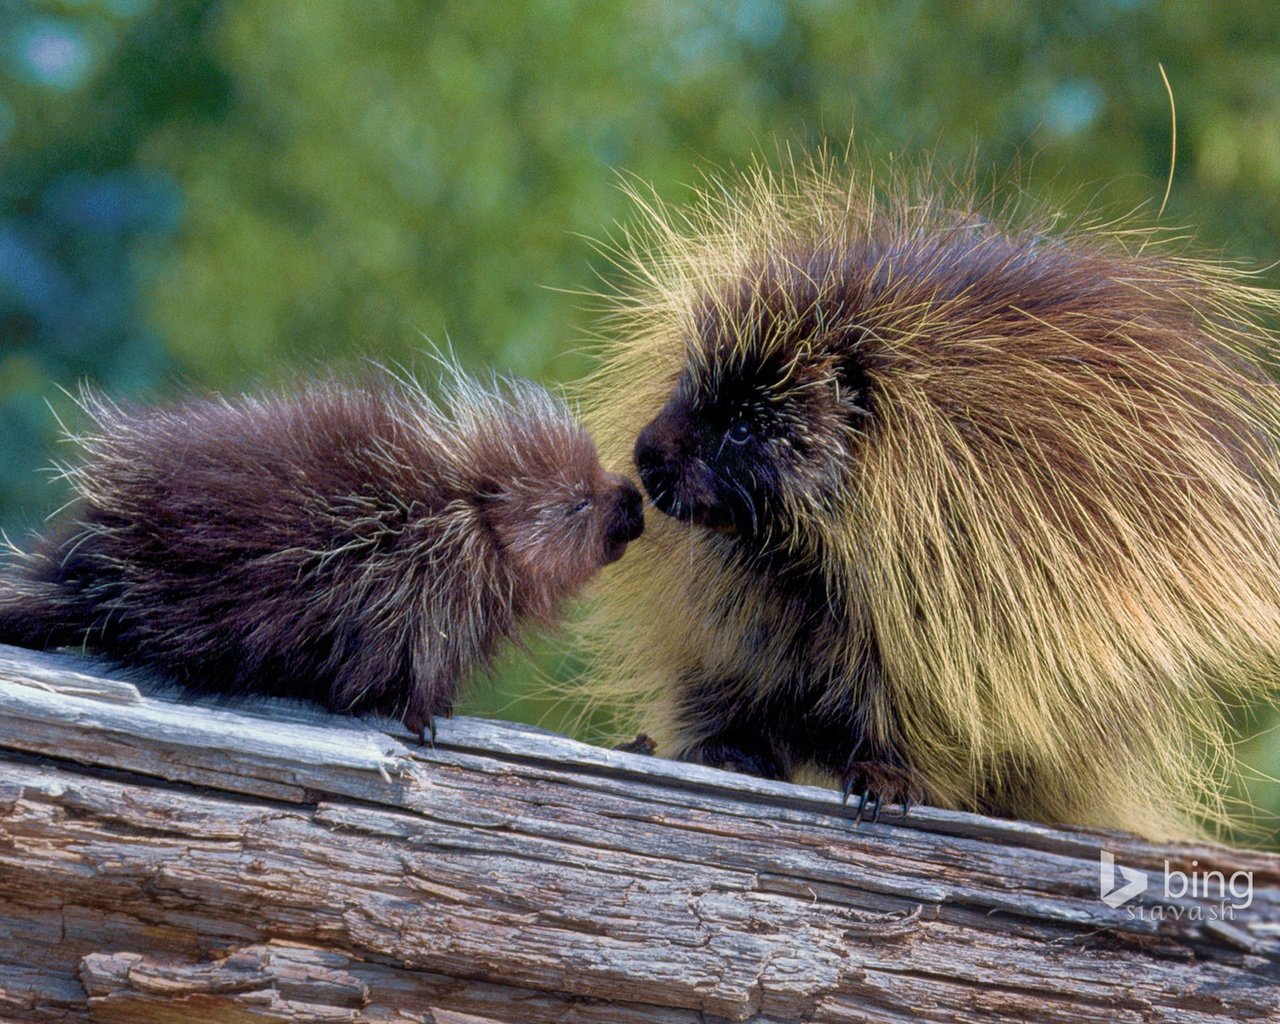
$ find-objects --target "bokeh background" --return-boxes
[3,0,1279,839]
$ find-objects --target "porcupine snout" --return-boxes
[633,415,681,516]
[603,473,644,563]
[633,407,722,527]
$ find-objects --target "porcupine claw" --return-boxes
[404,709,436,748]
[840,772,871,817]
[841,758,925,824]
[841,778,874,823]
[847,789,881,824]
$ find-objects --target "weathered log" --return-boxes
[0,642,1276,1023]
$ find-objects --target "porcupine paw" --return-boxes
[683,737,786,781]
[840,759,927,824]
[614,733,657,755]
[402,708,440,747]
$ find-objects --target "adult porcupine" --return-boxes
[581,159,1280,841]
[0,372,644,738]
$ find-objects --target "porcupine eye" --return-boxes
[727,420,752,445]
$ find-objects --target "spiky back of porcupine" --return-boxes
[0,372,601,726]
[578,158,1280,841]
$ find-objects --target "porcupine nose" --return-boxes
[603,474,644,563]
[633,418,677,513]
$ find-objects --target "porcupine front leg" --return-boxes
[377,663,458,747]
[399,649,462,747]
[790,671,929,821]
[401,701,440,747]
[326,601,459,747]
[680,729,789,780]
[669,674,791,781]
[814,657,931,822]
[829,706,931,823]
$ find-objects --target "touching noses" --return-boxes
[603,474,644,563]
[633,416,678,508]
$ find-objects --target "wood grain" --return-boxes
[0,644,1276,1022]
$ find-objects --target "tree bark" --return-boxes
[0,643,1276,1023]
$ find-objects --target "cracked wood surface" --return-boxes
[0,643,1276,1023]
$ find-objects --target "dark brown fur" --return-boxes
[0,375,643,737]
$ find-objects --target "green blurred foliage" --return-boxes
[2,0,1279,836]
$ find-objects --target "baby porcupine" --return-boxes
[0,372,644,738]
[581,158,1280,841]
